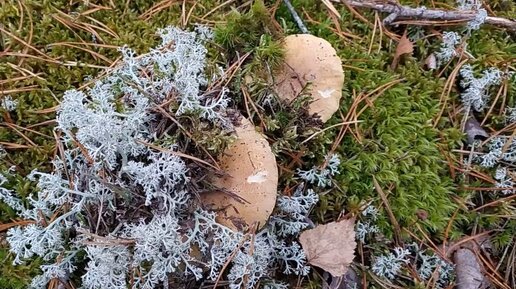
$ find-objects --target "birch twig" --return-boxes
[332,0,516,31]
[283,0,309,34]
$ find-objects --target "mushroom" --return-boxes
[201,117,278,231]
[274,34,344,122]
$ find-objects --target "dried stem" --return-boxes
[332,0,516,31]
[282,0,309,34]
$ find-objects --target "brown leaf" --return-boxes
[465,116,489,145]
[322,268,361,289]
[454,246,491,289]
[299,218,357,277]
[390,31,414,70]
[425,53,437,70]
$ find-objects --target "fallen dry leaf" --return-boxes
[322,268,361,289]
[465,116,489,145]
[299,218,357,277]
[454,247,491,289]
[425,53,437,70]
[390,31,414,70]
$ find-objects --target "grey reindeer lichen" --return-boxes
[0,26,313,289]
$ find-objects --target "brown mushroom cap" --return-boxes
[274,34,344,122]
[200,117,278,231]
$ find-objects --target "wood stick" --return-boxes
[332,0,516,31]
[283,0,309,33]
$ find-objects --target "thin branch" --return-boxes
[332,0,516,31]
[282,0,309,34]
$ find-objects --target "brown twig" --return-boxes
[332,0,516,31]
[0,220,36,232]
[372,175,402,245]
[137,140,221,171]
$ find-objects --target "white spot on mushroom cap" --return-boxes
[318,88,335,99]
[247,171,268,183]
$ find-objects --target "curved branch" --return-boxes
[332,0,516,31]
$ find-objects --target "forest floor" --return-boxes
[0,0,515,289]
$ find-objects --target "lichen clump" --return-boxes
[0,26,313,289]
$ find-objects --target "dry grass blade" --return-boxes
[78,57,122,90]
[201,0,236,19]
[212,234,251,289]
[137,140,220,171]
[51,9,115,43]
[5,63,45,82]
[328,89,370,146]
[17,1,34,67]
[321,0,341,19]
[367,12,378,55]
[67,134,95,165]
[372,175,402,245]
[0,141,32,149]
[26,119,57,129]
[80,5,113,16]
[50,41,120,49]
[3,122,53,139]
[183,1,198,28]
[480,72,509,125]
[140,0,181,20]
[301,120,362,144]
[356,78,404,117]
[337,0,399,40]
[240,84,265,128]
[30,105,58,114]
[76,228,136,246]
[61,61,110,69]
[1,51,62,64]
[47,42,113,64]
[2,123,38,147]
[433,58,469,128]
[340,0,371,25]
[0,220,36,232]
[473,194,516,212]
[476,248,512,289]
[0,85,41,95]
[50,12,88,43]
[0,73,44,85]
[302,9,360,41]
[207,52,251,90]
[84,16,119,39]
[241,223,259,287]
[446,230,494,255]
[0,26,54,60]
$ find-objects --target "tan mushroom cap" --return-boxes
[201,117,278,231]
[274,34,344,122]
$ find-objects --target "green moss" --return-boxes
[0,248,42,289]
[270,0,458,239]
[214,0,276,52]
